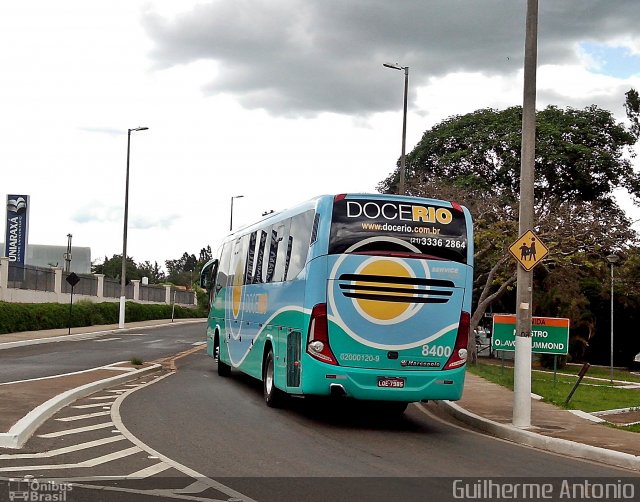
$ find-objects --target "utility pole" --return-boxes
[513,0,538,429]
[64,234,72,273]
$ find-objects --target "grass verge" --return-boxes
[468,361,640,413]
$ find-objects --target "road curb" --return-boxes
[435,400,640,471]
[0,364,162,449]
[0,319,205,351]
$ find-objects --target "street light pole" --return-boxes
[383,63,409,195]
[230,195,244,231]
[119,126,148,329]
[606,253,620,384]
[513,0,538,429]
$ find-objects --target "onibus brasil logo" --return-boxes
[8,477,72,502]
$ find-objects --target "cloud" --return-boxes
[142,0,640,117]
[72,203,179,230]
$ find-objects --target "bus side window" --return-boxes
[271,220,291,282]
[253,230,267,283]
[264,226,280,283]
[216,243,233,294]
[284,210,315,281]
[245,231,258,284]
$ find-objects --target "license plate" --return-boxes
[377,377,405,388]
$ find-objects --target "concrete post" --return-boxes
[53,267,63,294]
[0,257,8,301]
[513,0,538,429]
[131,279,140,301]
[165,285,172,304]
[94,274,105,298]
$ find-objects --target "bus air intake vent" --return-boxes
[338,274,454,304]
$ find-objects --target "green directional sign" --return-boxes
[491,315,570,355]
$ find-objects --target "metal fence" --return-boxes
[7,263,55,292]
[140,284,166,303]
[62,272,98,296]
[173,289,195,305]
[103,277,134,299]
[3,263,195,305]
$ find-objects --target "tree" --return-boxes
[138,261,166,283]
[378,93,640,362]
[165,247,212,288]
[380,101,640,207]
[92,254,141,281]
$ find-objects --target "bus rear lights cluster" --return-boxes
[307,303,338,365]
[443,311,470,370]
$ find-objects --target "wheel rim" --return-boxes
[265,358,274,395]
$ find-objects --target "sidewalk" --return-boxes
[435,373,640,471]
[1,321,639,470]
[0,319,205,449]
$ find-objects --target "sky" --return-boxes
[2,0,640,271]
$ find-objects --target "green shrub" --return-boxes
[0,301,206,335]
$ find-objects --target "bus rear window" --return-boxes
[329,197,468,263]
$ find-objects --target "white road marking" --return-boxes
[73,402,115,409]
[38,422,115,438]
[111,372,259,502]
[125,461,172,479]
[94,337,122,342]
[56,411,111,422]
[172,480,211,494]
[0,436,125,459]
[89,395,119,401]
[0,446,142,472]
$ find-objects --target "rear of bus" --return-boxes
[301,194,473,403]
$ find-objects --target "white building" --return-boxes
[0,243,91,274]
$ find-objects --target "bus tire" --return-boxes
[218,358,231,377]
[263,349,285,408]
[216,337,231,377]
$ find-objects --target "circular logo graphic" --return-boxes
[231,257,244,319]
[352,258,418,324]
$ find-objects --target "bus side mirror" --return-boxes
[200,259,218,291]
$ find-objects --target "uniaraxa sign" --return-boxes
[5,194,30,265]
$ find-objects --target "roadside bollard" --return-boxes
[564,362,591,405]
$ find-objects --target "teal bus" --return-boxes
[200,193,474,412]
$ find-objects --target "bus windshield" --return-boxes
[329,197,468,263]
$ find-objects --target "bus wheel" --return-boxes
[263,349,284,408]
[216,339,231,377]
[218,358,231,377]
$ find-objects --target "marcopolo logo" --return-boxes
[7,196,27,214]
[346,201,453,225]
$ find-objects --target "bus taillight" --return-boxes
[443,311,470,370]
[306,303,338,365]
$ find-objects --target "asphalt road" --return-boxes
[0,322,206,383]
[120,351,638,502]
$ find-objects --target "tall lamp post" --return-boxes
[230,195,244,231]
[119,126,148,329]
[606,253,620,384]
[383,62,409,195]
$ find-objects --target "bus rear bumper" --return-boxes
[299,362,467,402]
